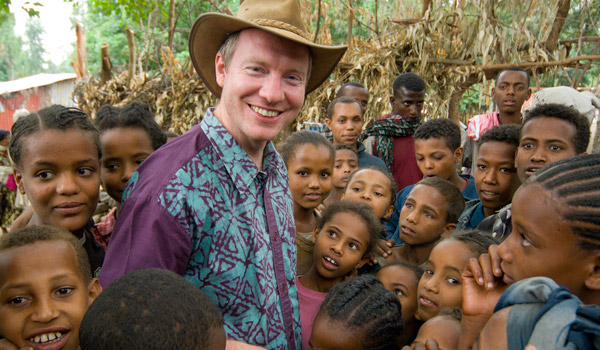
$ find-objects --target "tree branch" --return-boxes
[545,0,571,52]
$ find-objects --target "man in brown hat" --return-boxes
[98,1,346,349]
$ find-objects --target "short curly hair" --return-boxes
[414,118,462,152]
[478,124,521,150]
[522,103,590,155]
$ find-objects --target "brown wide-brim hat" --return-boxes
[189,0,347,97]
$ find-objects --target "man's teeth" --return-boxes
[324,256,338,266]
[251,106,279,117]
[30,331,63,343]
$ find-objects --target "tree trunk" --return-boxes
[546,0,571,52]
[100,43,112,85]
[313,0,322,42]
[347,0,354,49]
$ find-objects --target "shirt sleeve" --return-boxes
[99,194,192,287]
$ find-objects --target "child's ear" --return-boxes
[13,169,25,194]
[311,226,320,244]
[87,278,103,305]
[453,147,464,165]
[382,204,394,220]
[355,255,370,270]
[584,252,600,291]
[441,223,457,238]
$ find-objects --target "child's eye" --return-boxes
[374,191,384,197]
[349,163,358,169]
[348,242,358,250]
[549,144,562,151]
[416,157,424,162]
[394,289,404,296]
[77,168,95,176]
[6,296,28,305]
[446,277,460,285]
[499,167,515,173]
[404,202,414,209]
[105,163,119,170]
[520,234,533,247]
[327,230,338,238]
[521,142,534,150]
[424,268,434,275]
[135,158,147,166]
[476,164,486,170]
[55,287,74,296]
[36,171,54,180]
[351,186,361,192]
[320,172,330,178]
[334,164,342,169]
[424,211,434,218]
[297,171,308,176]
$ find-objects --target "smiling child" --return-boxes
[0,225,101,350]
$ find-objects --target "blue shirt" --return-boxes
[385,174,478,243]
[100,109,301,350]
[456,200,485,231]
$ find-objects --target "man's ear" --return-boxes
[325,118,332,130]
[453,147,464,165]
[441,223,457,238]
[526,88,532,101]
[87,278,103,305]
[13,169,25,194]
[215,52,227,88]
[389,96,395,109]
[584,252,600,292]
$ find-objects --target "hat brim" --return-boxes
[189,13,347,97]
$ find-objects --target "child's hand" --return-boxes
[372,238,394,264]
[401,338,440,350]
[0,339,32,350]
[462,244,507,317]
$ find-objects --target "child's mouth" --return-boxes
[29,331,64,344]
[27,330,70,350]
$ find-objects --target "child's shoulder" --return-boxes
[460,174,479,201]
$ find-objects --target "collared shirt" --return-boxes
[99,109,301,350]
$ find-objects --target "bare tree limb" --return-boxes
[313,0,322,43]
[545,0,571,52]
[168,0,175,50]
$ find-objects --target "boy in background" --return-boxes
[385,118,477,245]
[336,82,369,114]
[326,97,387,170]
[362,72,426,190]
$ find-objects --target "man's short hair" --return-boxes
[80,269,224,350]
[496,66,530,86]
[0,225,91,281]
[327,96,363,120]
[414,118,461,151]
[336,82,366,98]
[522,103,590,154]
[392,72,426,95]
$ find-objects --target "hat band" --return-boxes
[250,18,310,41]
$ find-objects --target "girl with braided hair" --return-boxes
[460,153,600,349]
[309,275,404,350]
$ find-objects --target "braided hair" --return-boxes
[95,101,166,150]
[528,153,600,250]
[317,275,403,350]
[9,105,100,169]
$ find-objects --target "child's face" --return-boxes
[342,169,394,219]
[399,184,453,245]
[100,127,155,203]
[414,138,462,180]
[474,141,520,215]
[312,211,370,279]
[390,87,425,118]
[498,184,593,295]
[0,241,101,350]
[326,102,363,147]
[417,239,473,321]
[376,265,418,322]
[332,149,358,189]
[413,315,461,350]
[309,315,364,350]
[288,144,333,211]
[515,116,578,182]
[14,130,100,232]
[339,86,369,113]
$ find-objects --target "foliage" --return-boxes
[23,17,48,74]
[0,13,25,80]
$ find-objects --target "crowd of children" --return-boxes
[0,65,599,350]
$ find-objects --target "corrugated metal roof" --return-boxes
[0,73,77,95]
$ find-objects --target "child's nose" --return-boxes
[31,298,60,323]
[122,164,136,183]
[56,173,80,195]
[423,276,439,293]
[331,241,343,256]
[483,171,497,184]
[424,158,434,169]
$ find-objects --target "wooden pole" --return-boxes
[168,0,175,50]
[100,43,112,85]
[73,23,86,79]
[126,28,136,83]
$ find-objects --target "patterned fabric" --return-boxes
[467,111,499,141]
[477,203,512,242]
[99,109,301,350]
[360,114,421,171]
[456,200,485,231]
[92,207,116,250]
